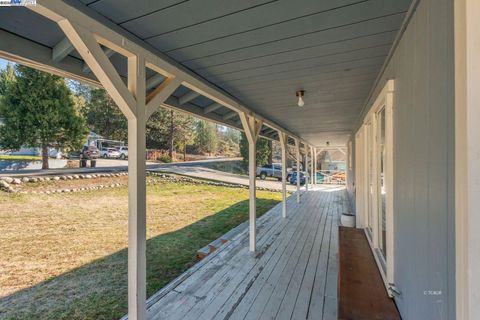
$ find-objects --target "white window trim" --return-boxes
[356,79,395,296]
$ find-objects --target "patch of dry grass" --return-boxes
[0,180,281,319]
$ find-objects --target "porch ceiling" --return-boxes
[0,0,412,146]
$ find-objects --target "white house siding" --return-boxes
[348,0,455,319]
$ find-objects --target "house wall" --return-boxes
[349,0,456,319]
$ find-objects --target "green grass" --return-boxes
[0,155,42,161]
[0,181,281,319]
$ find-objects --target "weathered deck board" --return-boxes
[139,186,346,320]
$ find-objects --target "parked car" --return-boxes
[289,171,306,186]
[256,163,282,180]
[80,145,100,167]
[100,147,120,159]
[117,146,128,159]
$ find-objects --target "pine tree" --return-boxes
[0,65,88,169]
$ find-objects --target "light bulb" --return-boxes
[297,96,305,107]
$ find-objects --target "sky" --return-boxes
[0,58,11,70]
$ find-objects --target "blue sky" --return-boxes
[0,58,11,70]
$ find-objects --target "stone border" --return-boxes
[0,172,127,194]
[0,171,282,194]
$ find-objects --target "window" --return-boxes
[356,80,395,295]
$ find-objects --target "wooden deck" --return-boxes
[140,187,348,320]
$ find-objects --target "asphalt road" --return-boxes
[0,157,308,192]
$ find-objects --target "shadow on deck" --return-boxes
[132,186,347,320]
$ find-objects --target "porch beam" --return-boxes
[178,91,200,105]
[239,112,263,252]
[145,77,182,119]
[279,132,288,218]
[57,20,136,119]
[204,102,223,114]
[52,37,74,62]
[83,47,115,73]
[146,74,165,91]
[223,111,238,121]
[28,0,310,147]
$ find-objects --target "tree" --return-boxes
[0,65,88,169]
[82,88,128,141]
[0,63,15,96]
[239,133,270,166]
[194,120,217,154]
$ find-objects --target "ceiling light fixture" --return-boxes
[296,90,305,107]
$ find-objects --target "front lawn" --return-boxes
[0,155,42,161]
[0,180,281,319]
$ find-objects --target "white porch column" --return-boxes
[295,139,300,203]
[313,147,317,185]
[56,20,183,319]
[310,147,315,189]
[279,132,288,218]
[305,147,309,192]
[240,113,263,252]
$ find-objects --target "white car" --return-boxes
[100,147,120,159]
[117,146,128,159]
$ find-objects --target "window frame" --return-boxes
[356,80,395,295]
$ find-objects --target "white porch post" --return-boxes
[56,20,183,319]
[313,147,317,185]
[127,55,147,320]
[310,147,315,189]
[305,146,309,192]
[240,113,263,252]
[295,139,300,203]
[279,132,288,218]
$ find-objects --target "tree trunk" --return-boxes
[41,144,49,170]
[183,140,187,162]
[168,110,175,159]
[268,140,273,164]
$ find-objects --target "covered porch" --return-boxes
[136,187,343,320]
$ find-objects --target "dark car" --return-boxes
[289,171,306,186]
[80,146,100,167]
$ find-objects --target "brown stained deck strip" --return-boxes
[338,227,401,320]
[132,187,346,320]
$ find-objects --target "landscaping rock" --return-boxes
[60,176,67,180]
[53,176,60,181]
[29,177,38,183]
[21,177,30,183]
[2,177,13,184]
[12,178,21,185]
[73,175,79,179]
[66,176,73,180]
[85,175,92,179]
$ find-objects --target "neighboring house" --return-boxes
[318,150,346,171]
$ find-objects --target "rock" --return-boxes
[21,177,30,183]
[60,176,67,180]
[44,177,51,181]
[0,180,10,189]
[73,175,79,179]
[53,176,60,181]
[29,177,38,183]
[2,177,13,183]
[12,178,21,184]
[79,175,85,179]
[85,175,92,179]
[67,176,73,180]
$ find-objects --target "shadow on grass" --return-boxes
[0,198,280,320]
